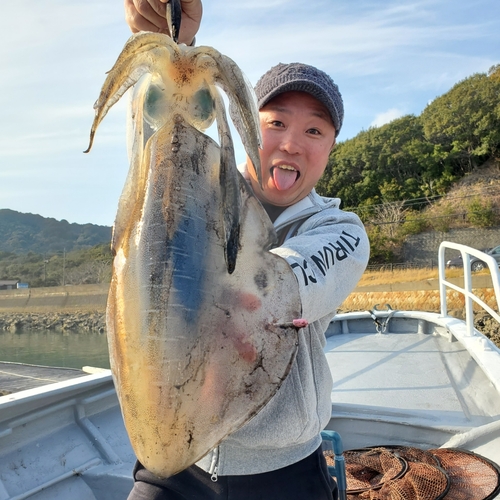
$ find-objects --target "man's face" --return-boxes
[247,91,336,207]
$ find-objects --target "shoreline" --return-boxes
[0,309,498,348]
[0,312,106,333]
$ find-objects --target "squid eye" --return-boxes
[145,85,164,116]
[189,88,216,130]
[193,88,214,121]
[144,84,168,130]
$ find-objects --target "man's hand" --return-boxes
[124,0,202,45]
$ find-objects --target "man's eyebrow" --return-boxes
[311,109,330,121]
[264,104,290,114]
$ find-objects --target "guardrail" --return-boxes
[438,242,500,336]
[0,284,109,312]
[365,262,422,272]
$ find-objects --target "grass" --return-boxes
[356,267,481,287]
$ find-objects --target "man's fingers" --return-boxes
[124,0,169,33]
[145,0,167,19]
[124,0,201,44]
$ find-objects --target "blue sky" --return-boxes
[1,0,499,226]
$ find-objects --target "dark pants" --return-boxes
[127,445,338,500]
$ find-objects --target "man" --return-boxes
[124,1,370,498]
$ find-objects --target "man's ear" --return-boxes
[330,138,336,153]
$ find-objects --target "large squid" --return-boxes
[85,20,301,477]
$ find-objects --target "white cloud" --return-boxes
[370,108,405,128]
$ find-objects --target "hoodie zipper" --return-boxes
[209,447,219,482]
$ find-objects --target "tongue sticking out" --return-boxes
[272,167,298,191]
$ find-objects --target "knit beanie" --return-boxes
[254,63,344,137]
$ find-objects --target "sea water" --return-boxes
[0,328,110,369]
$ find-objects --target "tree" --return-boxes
[488,64,500,82]
[421,72,500,172]
[369,200,406,240]
[318,115,435,210]
[317,67,500,219]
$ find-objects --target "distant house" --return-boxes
[0,280,20,290]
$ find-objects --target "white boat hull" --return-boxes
[1,242,500,498]
[0,372,134,500]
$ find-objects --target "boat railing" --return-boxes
[438,241,500,336]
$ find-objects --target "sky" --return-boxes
[1,0,499,227]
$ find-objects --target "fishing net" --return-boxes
[342,448,407,493]
[324,445,500,500]
[429,448,500,500]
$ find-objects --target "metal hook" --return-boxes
[368,304,396,333]
[367,310,384,333]
[373,304,393,312]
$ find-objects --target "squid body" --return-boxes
[86,33,301,478]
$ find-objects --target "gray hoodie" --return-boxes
[196,172,370,477]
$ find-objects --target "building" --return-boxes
[0,280,20,290]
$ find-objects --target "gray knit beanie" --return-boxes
[255,62,344,137]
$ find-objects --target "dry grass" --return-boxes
[357,267,467,287]
[343,267,495,315]
[340,288,498,315]
[419,160,500,231]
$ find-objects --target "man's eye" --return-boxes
[307,128,321,135]
[271,120,284,127]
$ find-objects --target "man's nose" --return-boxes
[279,130,304,155]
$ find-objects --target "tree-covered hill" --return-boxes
[317,64,500,211]
[0,209,112,254]
[0,243,113,287]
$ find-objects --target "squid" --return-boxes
[85,24,301,478]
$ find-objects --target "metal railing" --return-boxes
[365,262,422,272]
[438,242,500,336]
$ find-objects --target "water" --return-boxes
[0,328,110,369]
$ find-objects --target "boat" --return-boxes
[0,365,134,500]
[1,241,500,499]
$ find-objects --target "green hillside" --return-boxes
[0,243,113,288]
[317,64,500,210]
[0,210,113,287]
[0,209,111,254]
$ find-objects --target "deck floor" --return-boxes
[324,331,500,427]
[0,362,87,395]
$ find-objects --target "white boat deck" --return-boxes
[324,310,500,465]
[0,372,134,500]
[326,323,500,425]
